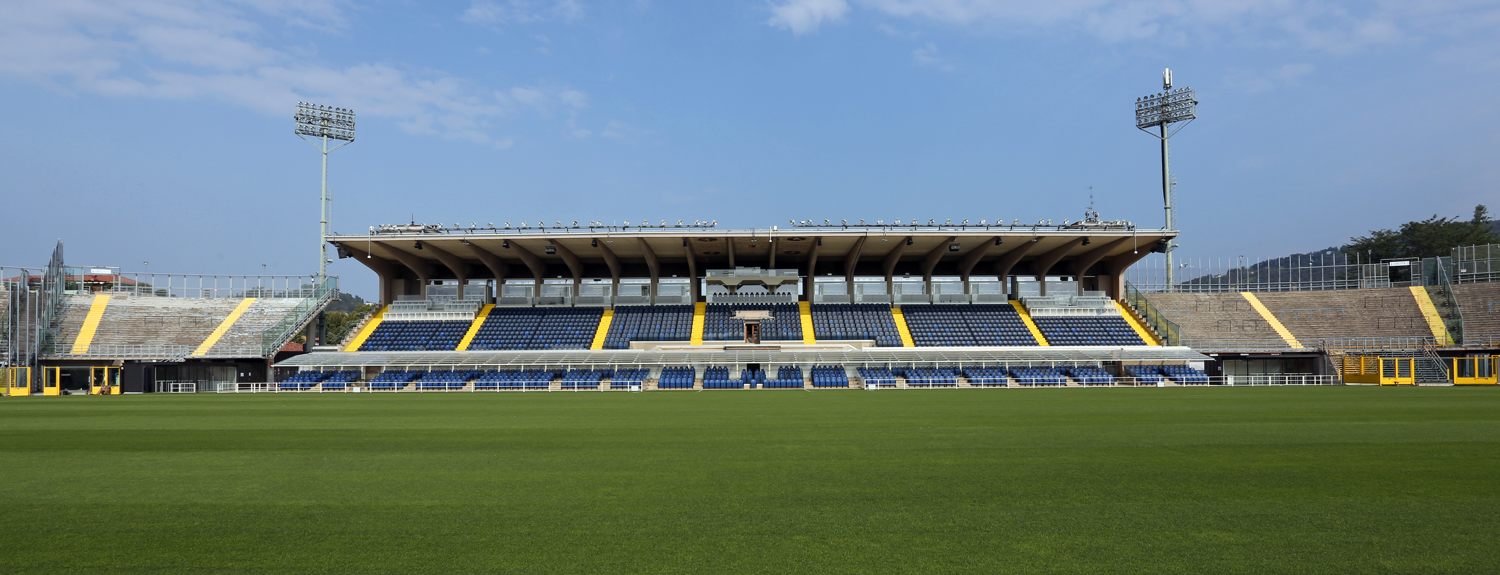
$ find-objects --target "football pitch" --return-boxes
[2,387,1498,574]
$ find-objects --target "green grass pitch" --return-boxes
[2,387,1499,574]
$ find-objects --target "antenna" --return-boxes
[1163,67,1173,90]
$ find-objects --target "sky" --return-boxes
[1,0,1497,298]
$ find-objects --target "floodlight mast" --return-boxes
[294,102,356,287]
[1135,68,1196,290]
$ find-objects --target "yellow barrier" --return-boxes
[798,301,816,345]
[1342,355,1415,385]
[193,298,257,357]
[1409,286,1454,346]
[457,304,495,351]
[343,305,388,352]
[1241,292,1304,349]
[689,302,706,345]
[1113,300,1160,346]
[42,367,62,396]
[1010,301,1049,346]
[891,307,915,348]
[589,308,614,350]
[2,367,32,397]
[89,366,121,395]
[71,294,112,355]
[1452,355,1498,385]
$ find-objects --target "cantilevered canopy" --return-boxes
[329,225,1176,302]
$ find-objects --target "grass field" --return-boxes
[2,387,1499,574]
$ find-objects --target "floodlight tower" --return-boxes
[1135,68,1197,289]
[294,102,356,286]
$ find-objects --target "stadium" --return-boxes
[5,4,1500,573]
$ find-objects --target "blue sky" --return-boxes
[2,1,1497,298]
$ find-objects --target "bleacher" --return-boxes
[369,370,422,390]
[901,304,1037,346]
[53,295,244,356]
[1126,366,1165,384]
[280,369,361,391]
[360,320,471,351]
[609,368,650,390]
[561,369,607,390]
[1252,288,1431,343]
[1159,365,1209,384]
[657,367,696,389]
[703,366,737,389]
[962,367,1010,387]
[1066,365,1114,385]
[207,298,310,356]
[738,367,767,389]
[857,366,898,388]
[473,370,556,390]
[1009,367,1067,386]
[811,304,902,346]
[603,305,693,348]
[810,365,848,388]
[1031,316,1146,346]
[1453,283,1500,345]
[467,307,603,350]
[902,367,958,387]
[768,366,804,388]
[416,370,482,391]
[703,303,802,341]
[1143,292,1290,349]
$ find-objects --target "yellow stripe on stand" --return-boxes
[70,294,112,355]
[1409,286,1454,346]
[1240,292,1304,349]
[798,301,816,345]
[1010,300,1049,346]
[456,304,495,351]
[690,302,707,345]
[589,308,614,350]
[193,298,257,356]
[1112,300,1160,346]
[343,305,388,352]
[891,306,916,348]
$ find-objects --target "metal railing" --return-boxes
[1122,281,1180,345]
[64,269,324,299]
[51,343,192,360]
[260,278,339,356]
[1433,263,1465,344]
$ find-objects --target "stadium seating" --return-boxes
[1252,288,1431,343]
[369,370,422,390]
[603,305,693,348]
[703,303,802,341]
[902,367,959,387]
[205,298,309,356]
[1159,365,1209,384]
[901,304,1037,346]
[416,370,482,391]
[1031,316,1146,346]
[810,365,849,388]
[1066,365,1114,386]
[857,366,898,388]
[738,367,767,389]
[472,369,557,391]
[53,295,311,357]
[560,369,608,390]
[657,366,696,389]
[811,304,902,346]
[703,366,737,389]
[1141,292,1290,349]
[319,370,360,391]
[962,367,1010,387]
[468,307,603,350]
[609,368,650,390]
[767,366,804,388]
[1009,367,1067,386]
[360,320,470,351]
[1453,283,1500,345]
[1126,366,1165,385]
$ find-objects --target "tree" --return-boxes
[323,303,375,345]
[1345,204,1498,259]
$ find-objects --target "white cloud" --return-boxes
[1223,62,1315,94]
[0,0,590,147]
[911,42,953,71]
[768,0,1500,55]
[462,0,584,27]
[768,0,850,35]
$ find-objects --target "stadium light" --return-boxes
[294,102,356,287]
[1135,68,1196,290]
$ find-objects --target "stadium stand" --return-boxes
[902,367,959,387]
[1126,366,1165,385]
[738,367,767,389]
[561,369,607,390]
[370,370,422,390]
[810,365,849,388]
[1031,316,1146,346]
[703,366,736,389]
[416,370,482,391]
[962,367,1010,387]
[1453,283,1500,345]
[703,303,802,341]
[901,304,1037,346]
[657,367,696,390]
[204,298,308,356]
[609,368,650,390]
[857,366,898,388]
[467,307,603,350]
[359,320,471,351]
[1252,288,1432,343]
[602,305,693,349]
[1066,365,1115,385]
[1141,292,1289,349]
[1160,365,1210,384]
[810,304,902,346]
[768,366,804,388]
[1009,367,1067,386]
[472,369,556,391]
[53,295,245,356]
